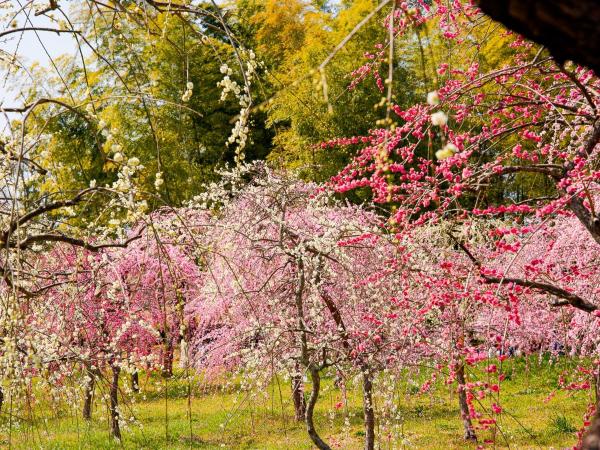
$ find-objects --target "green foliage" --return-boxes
[261,0,420,182]
[550,414,578,434]
[21,0,553,216]
[27,4,273,213]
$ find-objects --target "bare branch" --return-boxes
[10,232,143,252]
[449,233,598,313]
[0,27,80,39]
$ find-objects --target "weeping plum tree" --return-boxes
[184,164,417,450]
[1,0,599,447]
[25,211,206,438]
[0,0,259,442]
[109,216,204,378]
[33,244,160,437]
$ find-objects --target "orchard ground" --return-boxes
[1,356,589,449]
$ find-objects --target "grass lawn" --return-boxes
[0,356,591,449]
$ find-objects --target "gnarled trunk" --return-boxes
[131,371,139,394]
[82,368,95,420]
[456,363,477,441]
[361,368,375,450]
[110,365,121,440]
[162,338,174,378]
[581,367,600,449]
[291,370,306,422]
[294,260,330,449]
[305,368,331,450]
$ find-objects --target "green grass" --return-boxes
[0,357,592,449]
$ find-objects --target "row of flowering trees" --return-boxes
[0,0,599,448]
[13,213,204,439]
[2,162,596,448]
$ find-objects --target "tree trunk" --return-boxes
[162,338,174,378]
[583,406,600,450]
[110,365,121,440]
[456,363,477,441]
[0,386,3,414]
[294,260,329,449]
[477,0,600,74]
[582,366,600,449]
[305,368,331,450]
[291,371,306,422]
[595,365,600,407]
[131,371,140,394]
[362,368,375,450]
[82,369,95,420]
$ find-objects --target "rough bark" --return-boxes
[583,408,600,450]
[131,371,140,394]
[291,371,306,422]
[477,0,600,74]
[362,368,375,450]
[110,365,121,440]
[162,338,174,378]
[456,364,477,442]
[318,273,377,450]
[305,368,332,450]
[82,369,95,420]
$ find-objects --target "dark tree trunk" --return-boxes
[110,365,121,440]
[456,364,477,442]
[82,370,95,420]
[131,371,140,394]
[305,368,331,450]
[582,366,600,449]
[0,386,3,414]
[291,371,306,422]
[294,261,330,449]
[361,368,375,450]
[317,268,376,450]
[595,365,600,407]
[583,407,600,450]
[477,0,600,74]
[162,339,174,378]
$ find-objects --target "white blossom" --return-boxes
[427,91,440,106]
[431,111,448,126]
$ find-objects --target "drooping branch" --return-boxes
[481,275,598,313]
[9,232,143,252]
[486,164,563,179]
[450,233,598,314]
[470,123,600,245]
[565,122,600,245]
[0,98,90,116]
[2,188,103,240]
[0,28,80,40]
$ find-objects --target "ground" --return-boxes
[0,356,591,449]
